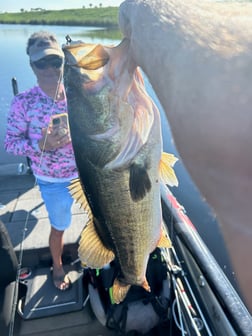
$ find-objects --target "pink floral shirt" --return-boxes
[4,86,78,181]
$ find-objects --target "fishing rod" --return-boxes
[162,244,211,336]
[8,74,64,336]
[162,204,212,335]
[165,247,213,336]
[11,77,32,174]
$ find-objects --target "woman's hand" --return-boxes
[38,126,71,151]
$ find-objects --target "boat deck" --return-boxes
[0,172,86,259]
[0,172,118,336]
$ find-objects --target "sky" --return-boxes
[0,0,124,13]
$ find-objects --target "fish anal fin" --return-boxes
[157,227,172,248]
[78,219,115,269]
[141,278,151,292]
[129,163,151,202]
[112,279,131,304]
[159,152,179,187]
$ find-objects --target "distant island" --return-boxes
[0,7,119,28]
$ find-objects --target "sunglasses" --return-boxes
[33,56,63,69]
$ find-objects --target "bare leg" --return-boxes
[49,227,70,290]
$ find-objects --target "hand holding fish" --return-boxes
[119,0,252,312]
[38,126,71,151]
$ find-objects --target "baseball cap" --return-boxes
[27,31,64,62]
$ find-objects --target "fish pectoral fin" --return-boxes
[157,226,172,248]
[159,152,179,187]
[129,163,151,202]
[112,279,131,304]
[78,218,115,269]
[78,44,110,70]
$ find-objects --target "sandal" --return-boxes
[52,271,71,291]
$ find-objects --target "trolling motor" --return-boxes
[11,77,19,96]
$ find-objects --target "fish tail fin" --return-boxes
[112,279,131,304]
[159,152,179,187]
[112,278,151,304]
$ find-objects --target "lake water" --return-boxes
[0,24,236,287]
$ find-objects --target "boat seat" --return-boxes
[17,264,84,320]
[0,220,18,334]
[0,282,16,334]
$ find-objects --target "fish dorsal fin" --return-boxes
[159,152,179,187]
[78,218,115,269]
[157,224,172,248]
[78,44,110,70]
[129,163,151,202]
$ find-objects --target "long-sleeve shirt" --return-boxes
[4,86,78,182]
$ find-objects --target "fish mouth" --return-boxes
[63,40,110,70]
[63,40,111,95]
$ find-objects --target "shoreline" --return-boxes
[0,7,119,28]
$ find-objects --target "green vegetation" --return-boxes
[0,7,119,28]
[82,28,123,41]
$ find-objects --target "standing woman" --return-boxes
[4,31,78,291]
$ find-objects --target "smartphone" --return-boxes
[51,113,68,128]
[50,113,69,136]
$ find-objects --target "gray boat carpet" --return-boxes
[18,265,84,320]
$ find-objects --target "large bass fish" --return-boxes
[63,38,178,303]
